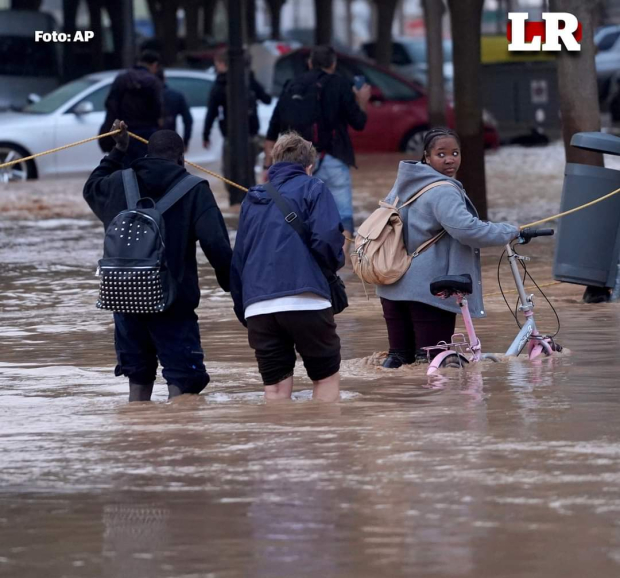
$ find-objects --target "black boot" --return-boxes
[168,384,183,400]
[583,286,611,304]
[382,349,416,369]
[128,380,154,402]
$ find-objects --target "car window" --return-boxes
[363,42,412,66]
[166,77,213,107]
[355,62,421,101]
[72,84,110,113]
[597,30,620,51]
[23,78,98,114]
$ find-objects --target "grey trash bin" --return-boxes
[553,132,620,288]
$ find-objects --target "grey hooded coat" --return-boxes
[376,161,520,318]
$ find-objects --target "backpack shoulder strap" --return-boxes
[155,174,203,214]
[122,169,141,209]
[397,180,458,258]
[398,180,459,211]
[412,230,447,258]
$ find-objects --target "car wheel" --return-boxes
[0,144,36,183]
[402,127,428,159]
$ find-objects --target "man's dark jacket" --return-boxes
[230,162,344,324]
[202,72,272,141]
[99,66,163,152]
[84,147,232,311]
[162,84,193,147]
[267,69,367,167]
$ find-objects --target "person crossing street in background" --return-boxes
[263,45,370,252]
[99,51,164,167]
[157,68,193,152]
[203,48,272,207]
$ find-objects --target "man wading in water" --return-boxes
[84,120,232,401]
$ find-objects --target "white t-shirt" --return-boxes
[245,292,331,319]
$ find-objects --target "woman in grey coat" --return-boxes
[377,128,520,368]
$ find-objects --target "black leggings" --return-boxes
[380,298,456,353]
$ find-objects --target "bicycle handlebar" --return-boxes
[518,228,555,244]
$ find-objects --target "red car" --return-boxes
[272,49,499,155]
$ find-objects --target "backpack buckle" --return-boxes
[285,212,298,223]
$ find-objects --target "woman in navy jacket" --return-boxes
[231,132,345,402]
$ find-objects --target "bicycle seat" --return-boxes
[430,274,473,297]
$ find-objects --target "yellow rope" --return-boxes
[126,131,249,193]
[520,186,620,229]
[0,128,249,193]
[483,280,563,298]
[3,128,619,222]
[0,129,123,169]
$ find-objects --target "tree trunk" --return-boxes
[246,0,257,43]
[447,0,487,219]
[314,0,333,45]
[145,0,179,65]
[203,0,218,39]
[11,0,41,9]
[184,0,202,51]
[373,0,398,67]
[105,0,129,69]
[422,0,447,127]
[265,0,284,40]
[62,0,79,80]
[345,0,353,47]
[550,0,603,166]
[86,0,104,71]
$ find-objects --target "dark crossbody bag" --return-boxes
[263,181,349,315]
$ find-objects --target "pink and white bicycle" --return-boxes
[423,228,562,375]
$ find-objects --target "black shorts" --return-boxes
[246,309,341,386]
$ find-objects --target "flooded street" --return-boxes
[2,145,620,577]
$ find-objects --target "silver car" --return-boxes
[0,68,275,182]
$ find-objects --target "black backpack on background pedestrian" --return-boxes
[277,72,334,150]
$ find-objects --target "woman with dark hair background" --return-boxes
[377,127,520,369]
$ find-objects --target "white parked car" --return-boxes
[0,68,275,182]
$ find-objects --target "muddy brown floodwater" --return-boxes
[2,145,620,578]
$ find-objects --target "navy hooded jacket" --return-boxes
[230,162,345,324]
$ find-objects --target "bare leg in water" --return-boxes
[264,372,340,403]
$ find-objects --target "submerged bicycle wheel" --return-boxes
[439,354,469,369]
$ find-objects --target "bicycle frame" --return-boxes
[426,241,555,375]
[504,242,554,359]
[426,294,482,374]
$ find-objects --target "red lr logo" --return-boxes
[507,12,582,51]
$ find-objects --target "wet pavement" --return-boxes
[2,146,620,577]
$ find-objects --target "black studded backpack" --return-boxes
[96,169,202,314]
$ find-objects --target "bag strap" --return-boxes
[398,180,458,258]
[263,181,335,281]
[123,170,202,214]
[412,230,447,258]
[397,180,458,210]
[122,169,141,209]
[156,174,203,214]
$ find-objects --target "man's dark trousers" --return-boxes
[113,304,209,394]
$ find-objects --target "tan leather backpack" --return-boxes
[352,181,457,286]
